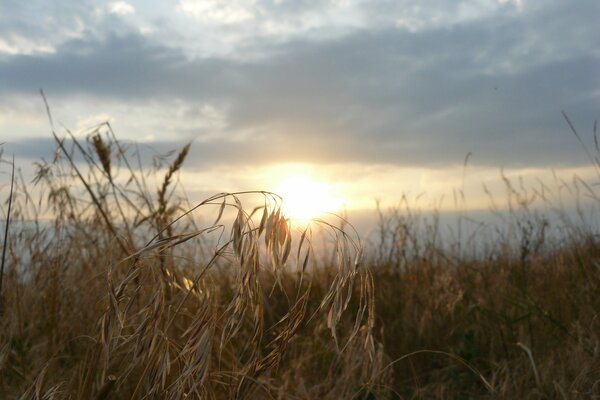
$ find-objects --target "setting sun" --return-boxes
[274,175,343,223]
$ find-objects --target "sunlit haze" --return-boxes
[1,0,599,234]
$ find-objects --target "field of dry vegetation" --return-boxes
[1,121,600,399]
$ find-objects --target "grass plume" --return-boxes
[91,133,112,180]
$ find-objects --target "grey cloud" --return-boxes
[1,0,599,169]
[0,0,102,56]
[6,137,58,162]
[7,119,597,173]
[1,34,216,98]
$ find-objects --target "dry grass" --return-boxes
[1,117,600,399]
[0,124,382,399]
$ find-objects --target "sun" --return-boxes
[274,175,343,224]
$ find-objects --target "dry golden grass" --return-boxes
[1,118,600,399]
[0,125,382,399]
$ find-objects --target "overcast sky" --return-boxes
[1,0,599,217]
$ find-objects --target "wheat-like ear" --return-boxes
[157,143,191,232]
[91,133,112,179]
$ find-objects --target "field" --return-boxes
[1,125,600,399]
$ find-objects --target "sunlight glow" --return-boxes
[274,175,343,224]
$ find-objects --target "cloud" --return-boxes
[177,0,255,24]
[0,0,599,170]
[0,35,56,56]
[109,2,135,15]
[0,0,96,56]
[175,0,363,43]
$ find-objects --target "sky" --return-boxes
[1,0,599,228]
